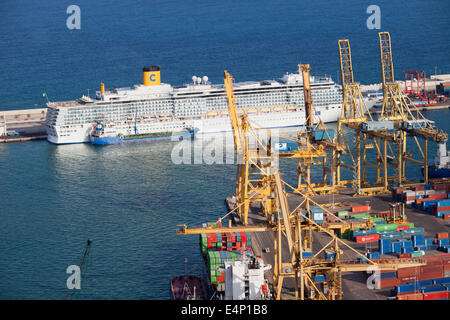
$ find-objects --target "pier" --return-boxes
[0,108,47,143]
[225,187,449,300]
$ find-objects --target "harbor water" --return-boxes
[0,0,449,299]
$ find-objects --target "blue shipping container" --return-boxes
[392,242,402,253]
[437,200,450,207]
[401,246,414,254]
[367,252,381,260]
[421,284,446,293]
[395,283,419,294]
[380,271,397,279]
[314,275,326,282]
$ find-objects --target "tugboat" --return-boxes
[170,275,207,300]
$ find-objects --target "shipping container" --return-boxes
[423,291,448,300]
[395,283,419,293]
[375,277,399,289]
[401,227,425,235]
[398,275,419,283]
[437,232,449,239]
[356,234,380,243]
[352,205,371,213]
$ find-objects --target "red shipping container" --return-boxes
[352,205,371,213]
[426,259,444,267]
[398,275,419,283]
[419,272,444,281]
[406,293,424,300]
[397,291,415,296]
[397,266,417,278]
[397,225,410,232]
[420,265,443,273]
[427,193,448,200]
[436,232,449,239]
[423,291,448,300]
[443,213,450,220]
[398,253,412,259]
[355,234,380,243]
[376,278,399,289]
[436,205,450,212]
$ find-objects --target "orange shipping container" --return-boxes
[352,205,371,213]
[436,232,449,239]
[406,293,424,300]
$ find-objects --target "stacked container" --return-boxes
[200,232,254,286]
[393,183,450,219]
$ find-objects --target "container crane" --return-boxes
[177,171,426,300]
[178,69,425,300]
[378,31,447,184]
[336,39,401,195]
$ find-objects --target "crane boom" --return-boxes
[299,64,314,127]
[338,39,354,89]
[379,32,395,92]
[224,70,245,153]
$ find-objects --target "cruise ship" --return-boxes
[45,66,343,144]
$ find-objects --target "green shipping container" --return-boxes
[340,231,351,239]
[351,213,369,219]
[375,224,398,232]
[338,211,349,217]
[411,251,424,258]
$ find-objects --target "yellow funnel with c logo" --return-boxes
[143,66,161,86]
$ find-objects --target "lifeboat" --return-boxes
[287,105,297,111]
[273,106,284,112]
[206,111,218,117]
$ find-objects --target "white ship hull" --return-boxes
[47,106,341,144]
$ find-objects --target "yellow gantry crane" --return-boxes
[377,31,447,185]
[177,170,426,300]
[224,69,343,226]
[287,65,344,195]
[335,33,447,195]
[224,70,278,226]
[336,38,399,196]
[177,67,426,300]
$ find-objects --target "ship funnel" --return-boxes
[143,66,161,86]
[100,82,105,94]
